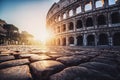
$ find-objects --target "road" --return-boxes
[0,45,120,80]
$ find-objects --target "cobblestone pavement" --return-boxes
[0,45,120,80]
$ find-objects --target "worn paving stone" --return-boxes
[0,65,32,80]
[50,66,113,80]
[48,54,63,59]
[19,54,37,59]
[30,60,65,80]
[56,55,89,66]
[30,54,52,62]
[0,59,30,69]
[91,57,117,66]
[0,55,15,63]
[0,54,10,56]
[79,62,119,77]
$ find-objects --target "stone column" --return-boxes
[92,0,95,10]
[73,8,76,15]
[95,33,98,46]
[66,23,69,32]
[66,11,69,19]
[81,2,85,13]
[104,0,109,8]
[82,17,86,30]
[66,36,69,46]
[60,37,62,46]
[94,14,98,29]
[83,34,87,46]
[108,12,112,27]
[74,36,77,46]
[108,33,113,46]
[73,19,76,31]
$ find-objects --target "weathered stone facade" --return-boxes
[46,0,120,47]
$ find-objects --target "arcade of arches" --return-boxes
[47,0,120,47]
[55,11,120,33]
[54,32,120,46]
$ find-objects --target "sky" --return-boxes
[0,0,59,41]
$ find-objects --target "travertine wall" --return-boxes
[46,0,120,46]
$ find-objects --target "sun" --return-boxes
[40,31,49,44]
[34,30,53,45]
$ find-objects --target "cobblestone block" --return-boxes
[56,55,89,66]
[30,54,51,62]
[0,56,15,62]
[79,62,118,77]
[0,59,30,69]
[0,65,32,80]
[30,60,65,80]
[50,66,113,80]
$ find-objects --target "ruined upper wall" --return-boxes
[47,0,77,19]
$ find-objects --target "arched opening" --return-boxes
[96,0,104,8]
[62,24,66,32]
[87,35,95,46]
[97,15,106,25]
[63,13,67,19]
[58,15,61,21]
[62,37,66,46]
[113,32,120,46]
[76,36,83,46]
[76,20,83,29]
[57,26,60,33]
[85,2,92,11]
[57,38,60,46]
[69,10,74,17]
[76,6,81,14]
[108,0,117,5]
[99,33,108,45]
[86,17,93,27]
[69,37,74,45]
[111,12,120,24]
[69,22,74,30]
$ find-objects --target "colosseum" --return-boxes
[46,0,120,47]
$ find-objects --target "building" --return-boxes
[19,31,34,45]
[3,24,20,45]
[0,19,35,45]
[46,0,120,47]
[0,19,6,45]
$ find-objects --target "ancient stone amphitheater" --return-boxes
[46,0,120,47]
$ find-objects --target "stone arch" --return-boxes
[63,13,67,19]
[95,0,104,8]
[86,17,93,27]
[62,24,66,32]
[111,12,120,24]
[108,0,117,5]
[58,15,61,21]
[69,22,74,30]
[85,2,92,11]
[98,33,108,45]
[69,9,74,17]
[57,38,60,46]
[57,26,60,33]
[97,15,106,25]
[69,36,74,45]
[76,6,81,14]
[87,35,95,46]
[76,35,83,46]
[62,37,66,46]
[76,20,83,29]
[113,32,120,46]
